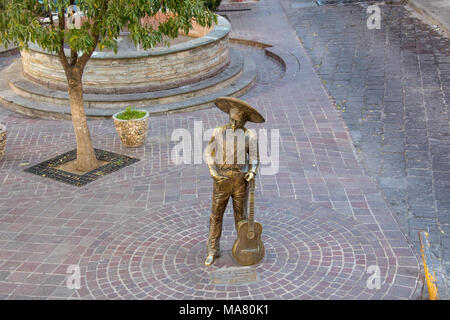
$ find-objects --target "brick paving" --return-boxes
[0,0,421,299]
[281,0,449,297]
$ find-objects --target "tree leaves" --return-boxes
[0,0,217,57]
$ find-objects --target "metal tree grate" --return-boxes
[24,148,140,187]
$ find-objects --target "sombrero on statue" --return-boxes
[214,97,265,123]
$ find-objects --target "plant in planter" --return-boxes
[0,124,6,161]
[113,107,149,148]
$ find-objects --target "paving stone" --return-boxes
[0,0,422,300]
[282,0,450,296]
[0,271,10,281]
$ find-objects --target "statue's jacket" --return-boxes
[205,124,260,177]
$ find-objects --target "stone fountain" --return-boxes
[0,15,256,119]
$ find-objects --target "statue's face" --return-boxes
[229,108,246,131]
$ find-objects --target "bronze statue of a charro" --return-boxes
[204,97,265,267]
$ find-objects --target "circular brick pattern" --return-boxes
[82,198,400,299]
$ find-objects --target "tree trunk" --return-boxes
[67,70,99,172]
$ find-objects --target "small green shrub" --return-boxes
[204,0,222,10]
[116,107,147,120]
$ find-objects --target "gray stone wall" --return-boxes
[0,44,16,53]
[20,36,230,93]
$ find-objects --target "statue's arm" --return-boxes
[246,130,259,181]
[205,130,225,181]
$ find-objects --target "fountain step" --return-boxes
[9,49,245,109]
[0,54,256,119]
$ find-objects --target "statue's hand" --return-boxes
[244,172,255,182]
[212,175,228,182]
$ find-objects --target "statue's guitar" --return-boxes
[232,178,265,266]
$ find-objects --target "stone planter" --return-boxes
[0,124,6,161]
[112,110,149,147]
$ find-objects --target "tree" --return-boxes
[204,0,221,10]
[0,0,216,171]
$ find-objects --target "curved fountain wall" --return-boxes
[20,16,231,94]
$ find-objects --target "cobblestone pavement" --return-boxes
[0,0,421,299]
[281,0,449,297]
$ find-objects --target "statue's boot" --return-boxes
[204,251,220,267]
